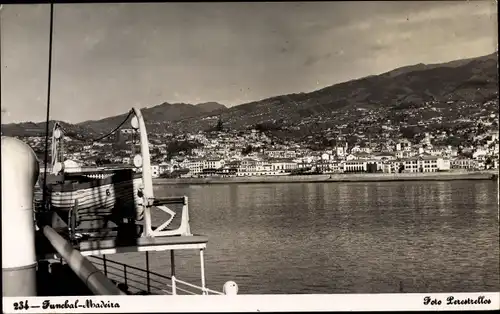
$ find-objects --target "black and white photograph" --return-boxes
[1,0,499,310]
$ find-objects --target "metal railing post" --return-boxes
[146,251,151,294]
[171,277,177,295]
[200,249,206,295]
[170,250,176,295]
[124,265,127,285]
[103,254,107,276]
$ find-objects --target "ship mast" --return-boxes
[41,3,55,207]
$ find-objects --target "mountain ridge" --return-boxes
[170,51,497,133]
[1,52,497,137]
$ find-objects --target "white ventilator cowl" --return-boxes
[223,281,238,295]
[1,136,39,296]
[1,136,39,269]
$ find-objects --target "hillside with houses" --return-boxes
[3,52,498,178]
[16,122,499,179]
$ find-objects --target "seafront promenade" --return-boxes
[153,170,498,185]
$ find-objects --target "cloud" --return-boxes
[0,2,497,124]
[303,52,335,67]
[390,1,497,25]
[336,1,497,34]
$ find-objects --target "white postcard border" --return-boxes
[3,292,500,313]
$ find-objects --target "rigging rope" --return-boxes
[55,109,133,144]
[89,110,133,143]
[54,109,134,168]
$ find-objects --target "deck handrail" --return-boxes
[90,256,172,281]
[89,257,173,295]
[88,256,224,295]
[173,277,223,295]
[93,262,171,288]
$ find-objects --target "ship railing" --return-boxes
[88,256,224,295]
[167,277,224,296]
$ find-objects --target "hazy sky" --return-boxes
[0,1,497,124]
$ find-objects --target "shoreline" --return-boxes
[153,171,498,185]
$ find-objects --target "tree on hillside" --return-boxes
[327,138,338,147]
[400,126,421,141]
[346,135,358,148]
[150,147,161,156]
[412,133,425,144]
[242,145,253,155]
[255,121,282,132]
[485,156,493,169]
[216,119,224,132]
[398,163,405,173]
[167,140,202,156]
[443,136,463,147]
[460,151,473,158]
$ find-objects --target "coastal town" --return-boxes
[16,112,500,178]
[3,50,498,180]
[0,1,498,303]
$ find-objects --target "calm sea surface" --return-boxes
[107,180,499,294]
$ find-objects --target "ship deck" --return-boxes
[33,197,221,296]
[78,234,208,256]
[35,227,213,296]
[37,226,208,258]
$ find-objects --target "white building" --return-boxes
[270,160,297,173]
[342,160,366,172]
[451,158,478,170]
[473,149,488,159]
[203,159,224,169]
[265,150,297,159]
[402,156,450,173]
[345,154,358,161]
[396,150,417,159]
[351,146,372,154]
[181,160,204,175]
[335,145,348,157]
